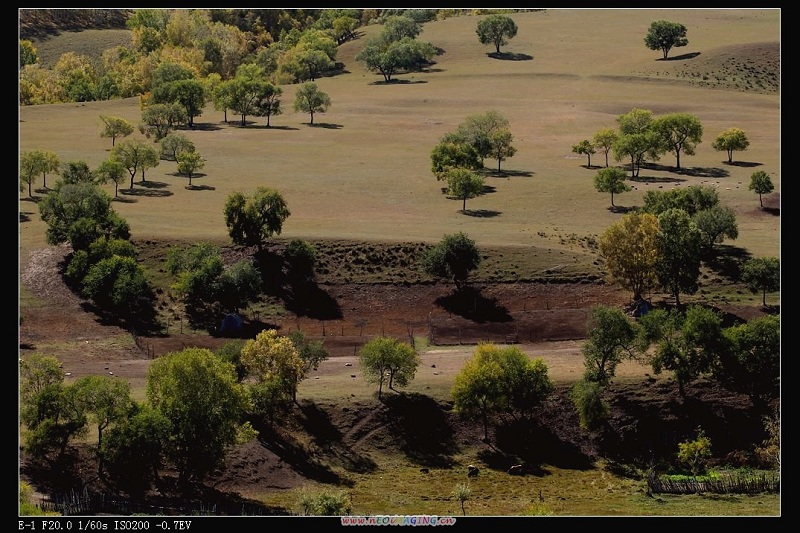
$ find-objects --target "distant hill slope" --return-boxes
[18,8,132,40]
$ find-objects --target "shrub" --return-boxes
[571,379,609,430]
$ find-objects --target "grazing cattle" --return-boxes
[467,465,479,477]
[508,464,524,476]
[420,468,430,474]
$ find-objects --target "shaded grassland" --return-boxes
[18,9,781,517]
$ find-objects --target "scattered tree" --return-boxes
[223,187,291,252]
[359,336,420,399]
[241,329,305,404]
[692,205,738,253]
[644,20,688,59]
[717,314,780,408]
[430,141,482,180]
[652,113,703,170]
[293,81,331,125]
[70,375,133,467]
[593,167,631,208]
[582,305,638,386]
[99,115,134,147]
[420,232,481,291]
[748,170,774,207]
[711,127,749,163]
[598,212,660,301]
[593,127,619,167]
[94,159,127,198]
[445,167,485,211]
[451,343,552,441]
[655,208,702,307]
[139,102,187,141]
[638,305,725,398]
[176,150,205,187]
[572,139,596,167]
[111,138,159,189]
[146,347,250,486]
[159,132,195,161]
[740,256,780,308]
[476,14,518,54]
[488,127,517,172]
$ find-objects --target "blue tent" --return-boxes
[219,313,243,336]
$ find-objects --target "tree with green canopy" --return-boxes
[359,336,420,399]
[644,20,688,59]
[476,14,518,54]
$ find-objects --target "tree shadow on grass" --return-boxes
[282,282,343,320]
[383,392,458,468]
[185,184,215,191]
[494,419,594,470]
[252,420,352,485]
[660,51,701,61]
[183,122,224,132]
[488,51,533,61]
[120,184,173,198]
[251,124,300,131]
[369,78,428,85]
[485,169,534,178]
[702,244,751,282]
[308,122,343,129]
[462,209,501,218]
[725,160,762,168]
[297,399,344,447]
[434,286,512,323]
[629,175,685,184]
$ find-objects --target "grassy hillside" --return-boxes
[20,9,780,268]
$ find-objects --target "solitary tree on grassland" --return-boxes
[359,336,420,399]
[748,170,774,207]
[420,232,481,291]
[740,256,780,308]
[643,20,688,59]
[593,166,631,208]
[293,81,331,125]
[476,14,518,54]
[223,187,290,252]
[711,127,749,163]
[445,167,485,211]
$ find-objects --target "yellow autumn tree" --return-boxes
[598,212,660,301]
